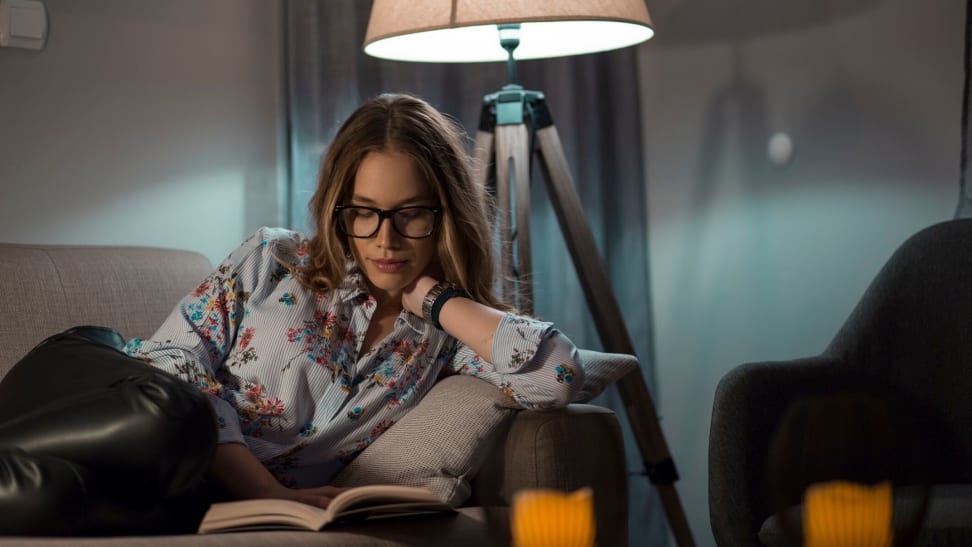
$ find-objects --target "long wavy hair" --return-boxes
[294,93,508,310]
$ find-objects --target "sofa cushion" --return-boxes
[330,374,518,506]
[572,349,639,403]
[329,350,635,507]
[0,244,212,378]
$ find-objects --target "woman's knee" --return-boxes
[0,449,90,535]
[111,371,217,496]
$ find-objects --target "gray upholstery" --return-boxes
[0,244,214,376]
[708,219,972,546]
[0,242,628,546]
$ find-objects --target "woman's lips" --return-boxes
[371,258,407,273]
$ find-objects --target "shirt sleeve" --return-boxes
[444,313,585,409]
[123,228,290,445]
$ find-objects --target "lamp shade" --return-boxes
[363,0,654,63]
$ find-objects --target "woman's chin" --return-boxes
[365,269,416,295]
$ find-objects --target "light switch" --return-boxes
[0,0,48,50]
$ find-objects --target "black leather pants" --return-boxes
[0,326,217,535]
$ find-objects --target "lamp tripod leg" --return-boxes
[472,130,494,191]
[473,129,516,299]
[533,123,695,547]
[495,124,533,311]
[477,95,696,547]
[474,125,534,311]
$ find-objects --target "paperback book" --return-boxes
[198,484,454,533]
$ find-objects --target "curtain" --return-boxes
[957,0,972,218]
[284,1,665,544]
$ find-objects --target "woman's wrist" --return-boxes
[404,276,439,316]
[209,442,285,500]
[423,282,470,330]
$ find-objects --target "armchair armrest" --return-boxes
[471,404,628,547]
[708,355,849,547]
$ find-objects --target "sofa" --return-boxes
[0,242,630,546]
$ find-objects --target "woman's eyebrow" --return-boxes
[349,195,436,207]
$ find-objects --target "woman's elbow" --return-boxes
[520,346,585,409]
[554,353,585,407]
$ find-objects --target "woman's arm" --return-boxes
[403,276,584,408]
[209,443,345,508]
[124,233,268,447]
[209,442,284,499]
[402,276,502,359]
[402,275,503,361]
[437,296,503,360]
[127,228,313,449]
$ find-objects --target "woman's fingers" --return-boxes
[315,485,350,497]
[294,485,350,508]
[293,492,335,509]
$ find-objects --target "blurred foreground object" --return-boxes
[804,481,893,547]
[511,487,595,547]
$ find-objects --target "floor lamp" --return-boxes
[363,2,695,546]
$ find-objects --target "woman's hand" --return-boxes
[402,275,438,317]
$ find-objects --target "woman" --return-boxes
[0,93,584,534]
[125,92,584,508]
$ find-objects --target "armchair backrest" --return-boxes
[826,219,972,483]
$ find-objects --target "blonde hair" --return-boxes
[295,93,508,310]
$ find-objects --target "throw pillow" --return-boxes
[572,349,639,403]
[330,374,519,506]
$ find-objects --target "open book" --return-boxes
[198,484,455,533]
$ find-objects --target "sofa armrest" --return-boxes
[471,404,628,547]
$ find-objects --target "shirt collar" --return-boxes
[398,310,427,335]
[335,262,430,336]
[336,262,370,305]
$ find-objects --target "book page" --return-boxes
[199,498,329,533]
[327,484,444,518]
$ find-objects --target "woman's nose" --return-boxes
[375,217,402,248]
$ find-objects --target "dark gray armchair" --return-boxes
[708,219,972,546]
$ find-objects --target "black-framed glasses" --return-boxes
[334,205,442,239]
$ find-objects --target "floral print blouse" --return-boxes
[124,227,583,488]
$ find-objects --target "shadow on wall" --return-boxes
[660,0,943,344]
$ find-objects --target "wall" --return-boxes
[636,1,962,545]
[0,0,283,265]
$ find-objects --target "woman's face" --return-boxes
[345,150,438,306]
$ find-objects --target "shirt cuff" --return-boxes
[490,313,554,373]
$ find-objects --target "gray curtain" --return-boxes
[284,1,665,544]
[957,0,972,218]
